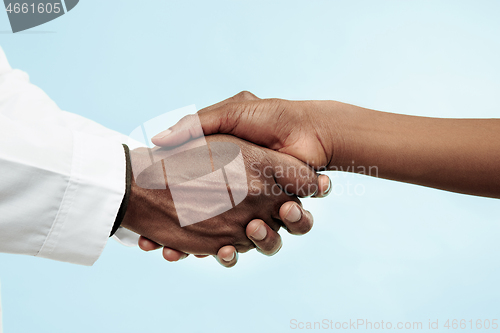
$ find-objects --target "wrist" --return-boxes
[119,147,178,240]
[109,144,132,237]
[321,101,389,172]
[307,100,360,170]
[325,103,434,182]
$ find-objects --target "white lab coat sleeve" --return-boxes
[0,47,133,265]
[0,281,2,333]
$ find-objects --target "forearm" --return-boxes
[327,102,500,198]
[153,92,500,198]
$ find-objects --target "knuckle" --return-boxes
[236,90,257,100]
[267,98,287,110]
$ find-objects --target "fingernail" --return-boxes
[285,205,302,223]
[318,175,331,197]
[251,225,267,241]
[152,129,172,141]
[221,251,235,262]
[324,177,332,195]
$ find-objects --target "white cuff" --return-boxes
[113,228,140,247]
[36,131,126,266]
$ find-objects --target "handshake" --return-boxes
[118,91,499,267]
[120,92,333,267]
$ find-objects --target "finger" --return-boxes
[279,201,314,236]
[246,219,283,256]
[195,255,209,258]
[268,150,321,198]
[138,236,162,251]
[139,237,191,260]
[312,174,332,198]
[162,247,189,262]
[215,245,238,268]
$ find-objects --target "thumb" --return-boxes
[152,91,263,147]
[151,107,233,147]
[151,114,206,147]
[151,101,282,149]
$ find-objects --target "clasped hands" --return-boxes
[121,92,333,267]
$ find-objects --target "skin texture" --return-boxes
[138,197,326,267]
[146,91,500,265]
[154,91,500,199]
[122,134,327,257]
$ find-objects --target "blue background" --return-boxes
[1,1,500,332]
